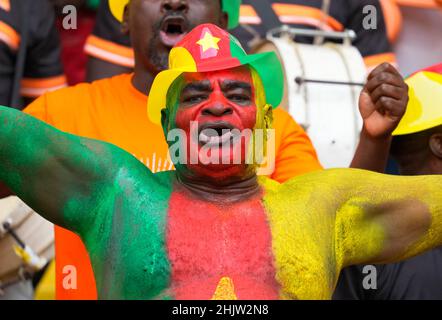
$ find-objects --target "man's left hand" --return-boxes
[359,63,409,139]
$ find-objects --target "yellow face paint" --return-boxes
[246,67,273,171]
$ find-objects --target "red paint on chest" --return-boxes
[166,188,279,300]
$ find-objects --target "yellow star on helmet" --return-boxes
[197,32,221,53]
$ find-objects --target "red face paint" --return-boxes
[173,67,257,179]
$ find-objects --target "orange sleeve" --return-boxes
[23,84,90,131]
[22,85,98,300]
[271,108,323,183]
[23,93,50,123]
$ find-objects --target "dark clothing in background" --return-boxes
[85,0,395,70]
[56,8,96,85]
[0,0,66,108]
[234,0,393,59]
[334,248,442,299]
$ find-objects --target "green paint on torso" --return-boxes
[79,170,175,299]
[69,167,349,299]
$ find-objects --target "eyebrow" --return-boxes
[181,80,212,94]
[221,80,252,94]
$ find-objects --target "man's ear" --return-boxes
[121,4,130,35]
[263,104,273,130]
[429,133,442,159]
[161,108,170,137]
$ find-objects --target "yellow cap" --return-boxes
[108,0,241,29]
[393,70,442,136]
[109,0,127,23]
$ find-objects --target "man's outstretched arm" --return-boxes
[332,169,442,271]
[0,106,124,231]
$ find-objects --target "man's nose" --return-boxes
[162,0,188,12]
[202,102,233,117]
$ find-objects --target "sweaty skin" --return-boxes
[0,66,439,299]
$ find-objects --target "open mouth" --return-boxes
[159,16,188,48]
[198,122,240,147]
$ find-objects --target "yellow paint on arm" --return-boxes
[260,169,442,299]
[332,169,442,269]
[334,196,386,270]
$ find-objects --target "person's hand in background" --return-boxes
[359,63,409,139]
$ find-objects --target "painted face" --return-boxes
[166,66,265,179]
[126,0,227,73]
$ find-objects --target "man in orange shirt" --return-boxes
[20,0,407,299]
[85,0,397,79]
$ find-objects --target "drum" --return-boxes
[253,27,367,168]
[0,196,54,293]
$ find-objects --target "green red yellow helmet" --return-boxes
[393,63,442,136]
[147,23,284,125]
[109,0,241,29]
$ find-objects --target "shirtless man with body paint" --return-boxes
[0,25,441,300]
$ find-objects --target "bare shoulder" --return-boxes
[278,168,358,192]
[263,168,387,208]
[281,168,395,190]
[276,168,439,215]
[109,145,175,201]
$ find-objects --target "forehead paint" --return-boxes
[182,67,254,87]
[166,67,258,130]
